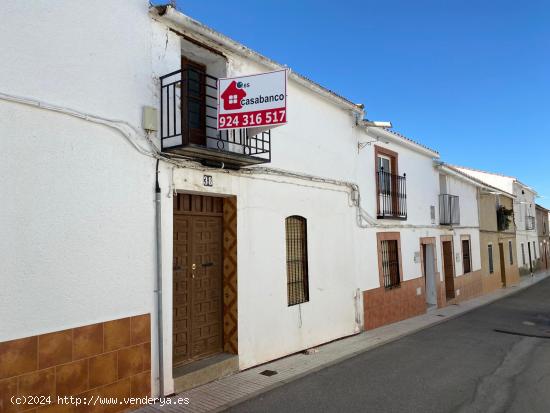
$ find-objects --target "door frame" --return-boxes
[170,192,239,371]
[374,146,399,215]
[181,57,207,146]
[498,242,507,287]
[544,242,548,269]
[420,237,439,307]
[172,194,224,366]
[527,241,533,273]
[440,235,455,301]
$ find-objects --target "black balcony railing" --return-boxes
[439,194,460,225]
[376,170,407,219]
[159,69,271,167]
[526,215,536,231]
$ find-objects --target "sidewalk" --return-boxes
[139,270,550,413]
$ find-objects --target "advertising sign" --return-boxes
[217,69,287,130]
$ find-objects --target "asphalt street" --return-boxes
[226,277,550,413]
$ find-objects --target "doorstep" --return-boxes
[141,270,550,413]
[173,353,239,393]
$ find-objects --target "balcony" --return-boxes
[159,69,271,168]
[497,206,513,231]
[439,194,460,225]
[526,215,536,231]
[376,170,407,219]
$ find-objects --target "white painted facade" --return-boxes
[0,1,365,396]
[153,9,364,393]
[355,128,444,291]
[436,166,483,279]
[513,182,538,271]
[0,1,501,400]
[454,168,539,273]
[0,0,157,351]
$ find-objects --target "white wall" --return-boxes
[0,0,160,393]
[353,132,445,288]
[514,183,538,268]
[150,27,363,387]
[0,0,157,338]
[160,166,360,378]
[444,174,482,276]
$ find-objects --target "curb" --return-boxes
[214,272,550,412]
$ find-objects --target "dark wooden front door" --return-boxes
[499,243,507,287]
[173,194,223,366]
[442,241,455,299]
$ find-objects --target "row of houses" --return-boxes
[1,2,548,409]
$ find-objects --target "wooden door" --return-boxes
[442,241,455,299]
[182,57,207,146]
[499,243,506,287]
[173,194,223,366]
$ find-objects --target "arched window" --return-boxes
[285,216,309,306]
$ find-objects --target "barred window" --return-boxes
[488,244,494,273]
[381,239,401,288]
[285,216,309,306]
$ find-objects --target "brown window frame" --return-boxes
[285,216,310,306]
[377,232,403,289]
[461,236,472,274]
[374,146,399,217]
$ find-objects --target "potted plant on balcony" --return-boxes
[497,206,514,231]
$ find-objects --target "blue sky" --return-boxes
[172,0,550,206]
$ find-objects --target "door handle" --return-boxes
[191,263,196,279]
[202,262,214,267]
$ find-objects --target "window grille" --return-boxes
[381,240,401,288]
[285,216,309,306]
[508,240,514,265]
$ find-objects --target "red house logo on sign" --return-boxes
[220,81,247,111]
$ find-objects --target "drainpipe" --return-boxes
[155,159,164,396]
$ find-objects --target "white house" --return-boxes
[0,1,370,402]
[454,167,539,274]
[0,2,492,407]
[354,127,483,329]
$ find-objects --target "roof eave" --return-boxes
[365,126,439,158]
[151,5,365,115]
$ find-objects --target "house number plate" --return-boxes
[203,175,213,187]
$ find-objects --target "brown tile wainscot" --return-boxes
[0,314,151,413]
